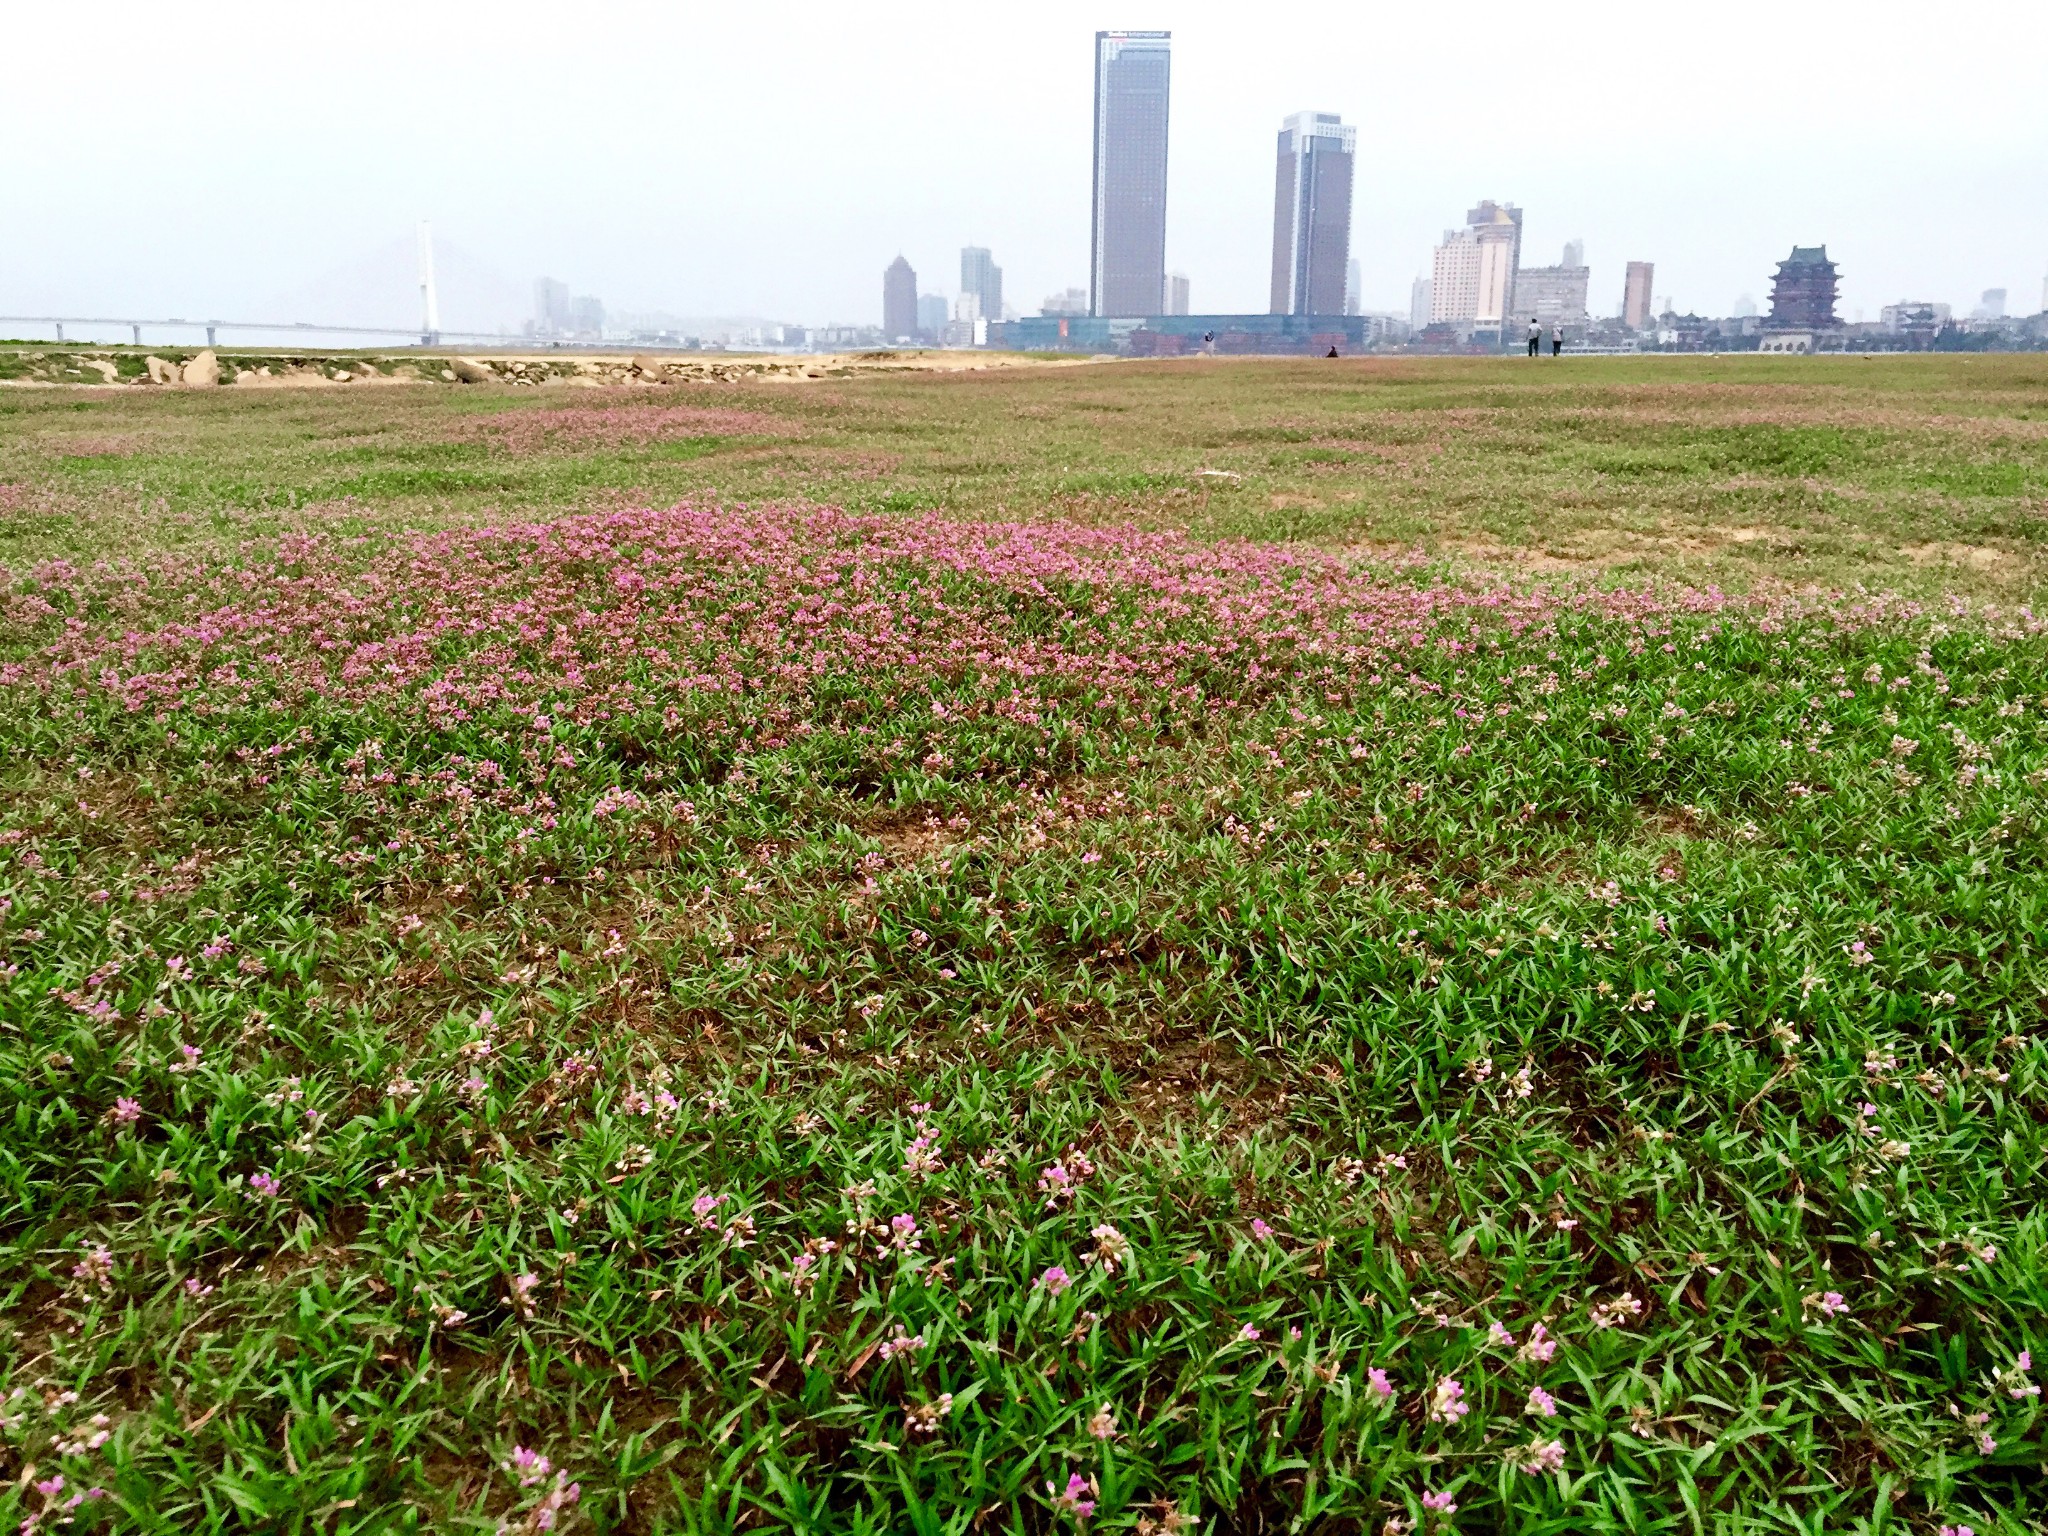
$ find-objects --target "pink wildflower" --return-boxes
[1516,1438,1566,1474]
[109,1097,142,1125]
[1518,1322,1558,1363]
[1047,1473,1096,1519]
[1428,1377,1468,1424]
[1487,1321,1515,1348]
[71,1244,114,1291]
[508,1271,540,1318]
[1037,1265,1073,1295]
[1525,1386,1557,1418]
[1421,1490,1457,1514]
[889,1213,921,1252]
[1367,1368,1394,1400]
[1250,1218,1274,1242]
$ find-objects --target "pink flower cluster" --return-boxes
[4,502,1938,759]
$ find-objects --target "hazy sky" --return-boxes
[5,0,2045,332]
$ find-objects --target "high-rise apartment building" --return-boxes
[1513,243,1591,333]
[1166,273,1190,315]
[1345,258,1362,316]
[961,247,1004,323]
[1410,276,1433,331]
[1429,201,1520,338]
[1269,112,1356,316]
[1091,30,1172,317]
[1622,261,1656,329]
[883,256,918,342]
[917,294,950,337]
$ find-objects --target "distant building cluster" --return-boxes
[529,277,605,341]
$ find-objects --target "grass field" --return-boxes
[1,354,2045,1534]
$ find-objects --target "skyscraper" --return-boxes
[917,294,950,337]
[1409,276,1433,331]
[533,277,571,333]
[1622,261,1656,329]
[883,256,918,342]
[1091,31,1171,317]
[1429,201,1520,339]
[1345,258,1362,316]
[1269,112,1356,316]
[961,247,1004,323]
[1166,273,1190,315]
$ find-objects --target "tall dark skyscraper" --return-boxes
[883,256,918,341]
[1269,112,1356,316]
[1090,30,1171,318]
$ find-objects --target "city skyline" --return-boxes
[1,4,2043,332]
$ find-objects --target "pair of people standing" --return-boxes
[1526,320,1564,357]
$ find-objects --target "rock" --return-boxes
[84,359,119,384]
[449,358,495,384]
[144,355,178,385]
[630,355,665,378]
[180,350,221,388]
[440,368,457,382]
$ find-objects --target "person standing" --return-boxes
[1527,319,1542,357]
[1550,325,1563,357]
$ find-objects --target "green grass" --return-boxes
[0,356,2044,1534]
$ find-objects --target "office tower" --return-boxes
[1167,272,1190,315]
[1041,287,1090,316]
[960,247,1003,324]
[1091,30,1172,316]
[1734,293,1758,318]
[534,277,571,333]
[567,295,605,337]
[917,294,950,336]
[1767,247,1840,328]
[1345,258,1362,316]
[1622,261,1655,329]
[1513,242,1591,332]
[883,256,918,341]
[1562,239,1584,269]
[1429,201,1520,337]
[1410,275,1433,330]
[1973,288,2007,319]
[1269,112,1356,316]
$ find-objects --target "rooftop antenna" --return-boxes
[417,221,441,346]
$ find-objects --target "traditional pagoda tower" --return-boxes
[1767,246,1841,329]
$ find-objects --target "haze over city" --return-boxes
[5,0,2045,336]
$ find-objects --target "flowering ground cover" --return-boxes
[0,357,2045,1534]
